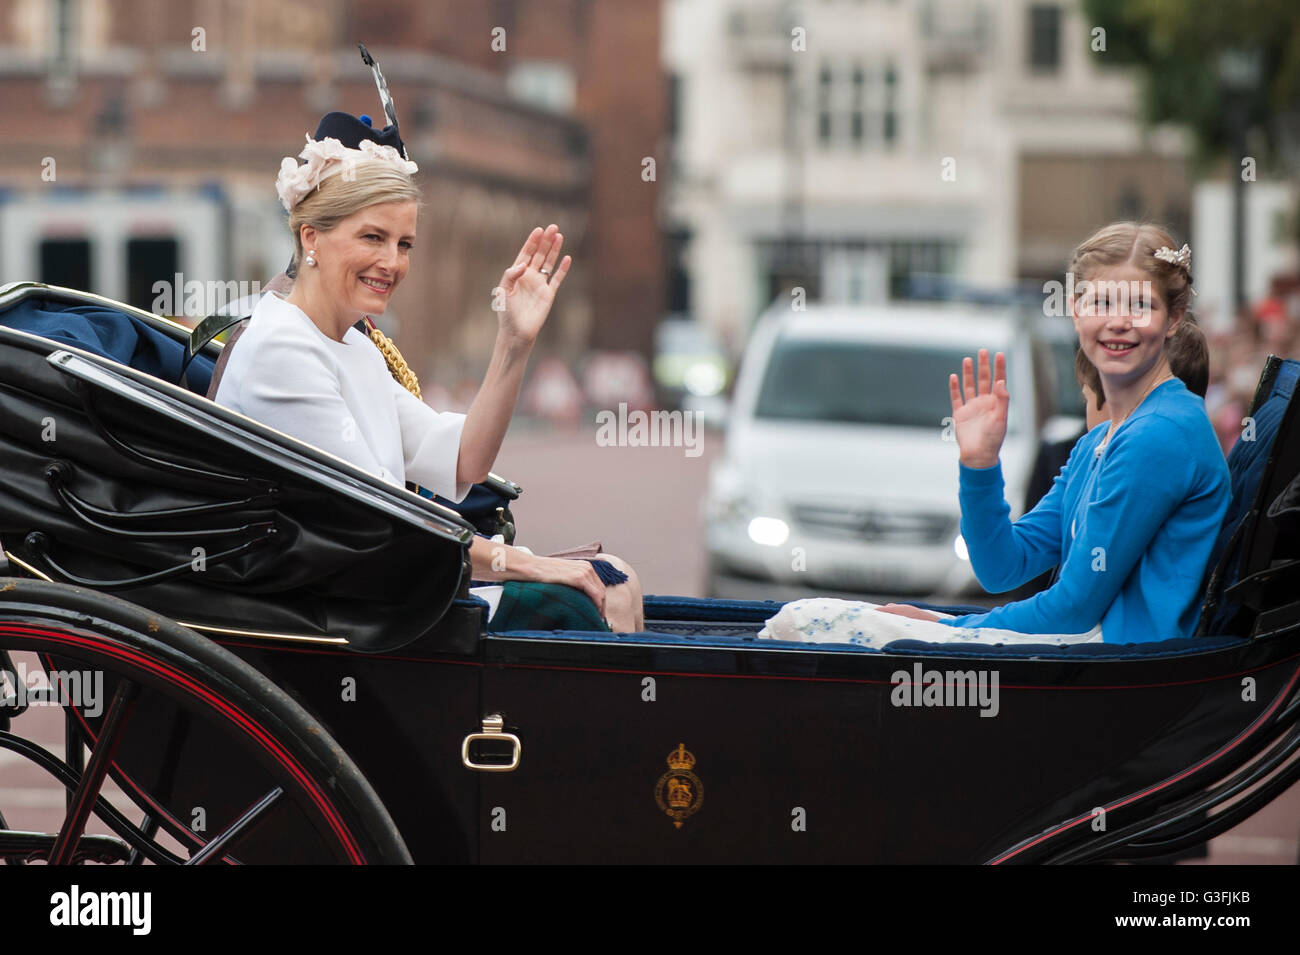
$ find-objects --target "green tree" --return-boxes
[1084,0,1300,167]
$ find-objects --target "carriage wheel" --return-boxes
[0,577,411,864]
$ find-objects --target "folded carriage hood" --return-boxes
[0,319,473,653]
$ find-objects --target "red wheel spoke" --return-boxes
[48,680,138,865]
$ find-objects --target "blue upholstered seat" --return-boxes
[1196,358,1299,637]
[0,298,216,396]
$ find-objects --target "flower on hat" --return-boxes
[275,135,419,212]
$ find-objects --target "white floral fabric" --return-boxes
[275,136,419,212]
[758,598,1102,649]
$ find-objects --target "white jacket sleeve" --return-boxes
[390,376,471,502]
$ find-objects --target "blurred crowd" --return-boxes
[1205,281,1300,453]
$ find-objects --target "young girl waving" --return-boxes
[761,222,1230,647]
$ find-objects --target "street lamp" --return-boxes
[1218,48,1262,312]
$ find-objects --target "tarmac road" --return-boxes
[492,420,719,597]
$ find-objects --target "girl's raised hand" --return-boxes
[948,348,1010,469]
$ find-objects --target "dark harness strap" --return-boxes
[204,318,252,400]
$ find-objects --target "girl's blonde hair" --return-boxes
[285,161,426,398]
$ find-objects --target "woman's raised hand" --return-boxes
[496,224,572,345]
[949,348,1010,469]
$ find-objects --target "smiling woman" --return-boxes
[212,104,643,633]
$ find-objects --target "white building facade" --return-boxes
[662,0,1192,348]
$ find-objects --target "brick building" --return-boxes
[0,0,665,384]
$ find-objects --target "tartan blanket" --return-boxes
[488,581,612,633]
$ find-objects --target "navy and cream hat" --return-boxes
[275,118,418,213]
[312,110,406,155]
[276,45,416,212]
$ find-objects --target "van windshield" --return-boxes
[754,339,989,429]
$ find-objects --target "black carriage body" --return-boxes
[2,283,1299,865]
[223,605,1298,864]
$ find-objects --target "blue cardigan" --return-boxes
[939,378,1230,643]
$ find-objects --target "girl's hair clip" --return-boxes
[1153,243,1191,270]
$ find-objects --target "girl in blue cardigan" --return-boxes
[761,222,1230,647]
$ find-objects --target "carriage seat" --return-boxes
[1196,356,1299,637]
[0,298,216,397]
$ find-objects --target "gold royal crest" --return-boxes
[654,743,703,829]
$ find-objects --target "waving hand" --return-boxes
[496,224,572,345]
[949,349,1010,469]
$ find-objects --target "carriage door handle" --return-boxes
[461,713,522,772]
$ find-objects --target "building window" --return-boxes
[882,67,898,143]
[757,239,955,306]
[888,240,957,298]
[665,230,692,314]
[817,66,834,144]
[850,67,865,145]
[1027,5,1061,73]
[667,73,682,140]
[507,61,576,113]
[40,238,92,292]
[51,0,75,67]
[824,243,889,303]
[1116,183,1142,221]
[815,62,899,149]
[761,240,822,306]
[127,237,179,314]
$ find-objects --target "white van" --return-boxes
[704,302,1047,600]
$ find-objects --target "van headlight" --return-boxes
[747,517,790,547]
[707,465,756,523]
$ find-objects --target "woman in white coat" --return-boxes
[215,111,642,632]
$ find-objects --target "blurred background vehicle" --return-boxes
[651,314,732,423]
[704,301,1043,601]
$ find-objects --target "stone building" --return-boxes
[662,0,1191,347]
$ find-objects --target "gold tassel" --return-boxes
[366,322,422,400]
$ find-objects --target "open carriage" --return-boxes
[1,280,1297,864]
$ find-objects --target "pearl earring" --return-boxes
[305,250,317,267]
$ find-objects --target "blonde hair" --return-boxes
[285,159,425,397]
